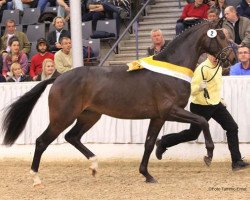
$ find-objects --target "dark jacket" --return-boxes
[7,75,32,82]
[0,74,6,82]
[47,29,71,52]
[147,41,168,56]
[237,0,250,19]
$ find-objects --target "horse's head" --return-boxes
[152,20,236,70]
[202,19,236,66]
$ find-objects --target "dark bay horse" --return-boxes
[2,20,234,185]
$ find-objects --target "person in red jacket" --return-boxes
[29,38,54,81]
[176,0,209,35]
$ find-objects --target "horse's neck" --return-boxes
[154,33,204,71]
[168,41,202,70]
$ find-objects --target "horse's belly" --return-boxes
[90,105,159,120]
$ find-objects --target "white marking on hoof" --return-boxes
[89,156,98,176]
[30,170,42,187]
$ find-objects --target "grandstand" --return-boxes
[0,0,247,67]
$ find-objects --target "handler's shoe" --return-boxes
[155,139,167,160]
[232,159,250,171]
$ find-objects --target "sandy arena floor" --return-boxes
[0,143,249,200]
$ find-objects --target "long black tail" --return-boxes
[2,78,56,146]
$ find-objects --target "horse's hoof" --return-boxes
[145,177,158,183]
[204,156,212,166]
[89,156,98,177]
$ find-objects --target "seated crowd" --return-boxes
[1,0,250,83]
[0,0,132,82]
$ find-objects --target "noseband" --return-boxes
[215,42,238,65]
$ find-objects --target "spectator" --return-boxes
[82,0,106,31]
[57,0,70,18]
[2,37,29,78]
[37,0,57,13]
[47,16,71,53]
[12,0,38,11]
[36,58,61,81]
[83,0,129,33]
[155,54,250,171]
[7,62,32,82]
[11,0,56,12]
[0,0,7,22]
[109,0,131,18]
[147,28,167,56]
[230,46,250,75]
[0,19,31,56]
[54,37,72,74]
[223,6,250,48]
[29,38,54,81]
[207,7,220,21]
[101,0,130,36]
[211,0,227,18]
[186,0,215,5]
[237,0,250,19]
[176,0,209,35]
[187,0,240,7]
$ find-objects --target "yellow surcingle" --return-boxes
[127,56,194,83]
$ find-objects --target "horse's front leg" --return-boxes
[139,118,164,183]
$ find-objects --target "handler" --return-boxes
[155,54,250,171]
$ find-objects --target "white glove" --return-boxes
[199,80,207,91]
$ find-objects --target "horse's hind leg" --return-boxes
[139,118,165,183]
[64,110,101,176]
[30,123,68,186]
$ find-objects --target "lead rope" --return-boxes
[201,61,221,105]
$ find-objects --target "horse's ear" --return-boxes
[214,17,225,28]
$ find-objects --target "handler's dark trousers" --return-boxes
[160,102,242,163]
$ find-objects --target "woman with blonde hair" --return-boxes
[7,62,31,82]
[36,58,61,81]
